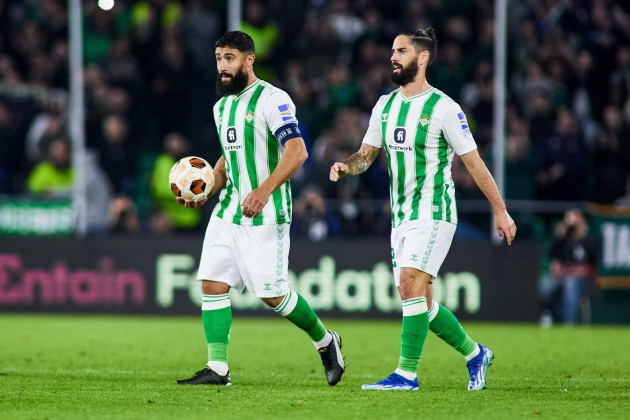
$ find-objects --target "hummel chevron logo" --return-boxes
[263,283,271,291]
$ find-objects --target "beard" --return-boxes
[391,59,419,86]
[215,66,249,96]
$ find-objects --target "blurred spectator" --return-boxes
[0,101,21,194]
[292,184,340,241]
[149,38,194,134]
[240,0,279,80]
[592,106,630,204]
[84,150,112,233]
[101,37,142,92]
[328,0,365,63]
[519,60,554,116]
[109,196,141,234]
[428,42,467,102]
[25,90,68,162]
[98,114,136,196]
[505,132,537,200]
[296,16,342,80]
[26,136,73,196]
[82,2,130,65]
[528,92,556,148]
[537,109,587,201]
[609,46,630,109]
[541,210,598,324]
[150,133,201,231]
[179,0,220,72]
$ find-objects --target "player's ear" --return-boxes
[247,53,256,67]
[419,50,430,66]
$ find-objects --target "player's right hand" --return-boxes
[176,197,208,208]
[330,162,348,182]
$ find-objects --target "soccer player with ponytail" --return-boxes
[331,28,517,391]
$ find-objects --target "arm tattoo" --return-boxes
[345,146,380,176]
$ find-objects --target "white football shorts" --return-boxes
[391,219,456,285]
[197,216,290,298]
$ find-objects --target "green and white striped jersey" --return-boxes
[212,79,300,225]
[362,87,477,227]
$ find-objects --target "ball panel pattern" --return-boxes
[168,156,215,201]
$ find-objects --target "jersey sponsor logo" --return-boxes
[394,127,406,144]
[457,112,472,136]
[245,111,255,123]
[388,144,413,152]
[419,114,430,127]
[225,127,242,150]
[278,104,294,122]
[381,112,389,122]
[227,127,237,143]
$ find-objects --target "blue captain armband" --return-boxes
[274,123,301,146]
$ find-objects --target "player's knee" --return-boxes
[201,280,230,295]
[261,296,284,308]
[398,268,430,300]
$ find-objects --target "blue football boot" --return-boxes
[466,344,494,390]
[361,372,419,391]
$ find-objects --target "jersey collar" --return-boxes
[399,87,435,101]
[232,79,261,100]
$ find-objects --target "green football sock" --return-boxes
[398,297,429,374]
[202,293,232,365]
[274,290,329,345]
[428,302,478,358]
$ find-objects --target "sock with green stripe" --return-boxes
[202,293,232,376]
[395,297,429,380]
[273,290,332,348]
[428,301,479,360]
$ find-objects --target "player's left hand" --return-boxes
[241,187,271,218]
[495,210,517,245]
[177,197,208,208]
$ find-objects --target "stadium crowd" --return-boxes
[0,0,630,238]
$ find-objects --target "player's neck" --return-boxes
[399,77,432,99]
[245,74,259,89]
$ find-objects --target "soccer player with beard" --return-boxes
[330,29,517,391]
[175,31,344,387]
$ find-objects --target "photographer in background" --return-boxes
[542,209,599,324]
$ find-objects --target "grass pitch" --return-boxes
[0,315,628,420]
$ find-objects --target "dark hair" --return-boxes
[398,28,437,65]
[215,31,255,54]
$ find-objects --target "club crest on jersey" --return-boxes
[458,112,472,135]
[381,113,389,122]
[245,111,255,123]
[419,114,430,127]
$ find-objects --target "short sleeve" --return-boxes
[361,99,384,148]
[263,91,301,145]
[441,103,477,156]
